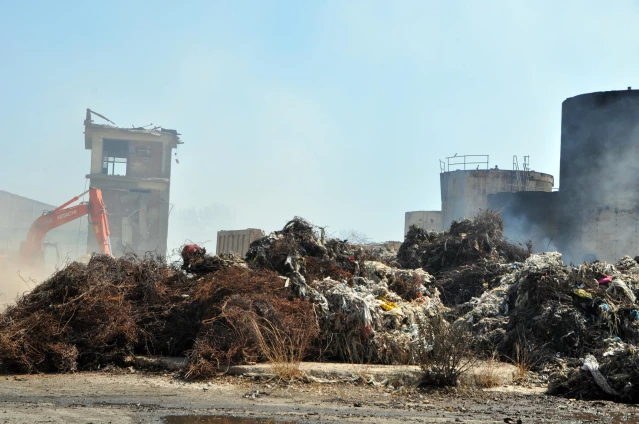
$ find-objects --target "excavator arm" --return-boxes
[87,188,112,257]
[21,188,112,263]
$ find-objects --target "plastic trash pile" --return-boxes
[307,263,443,364]
[398,210,529,273]
[245,217,445,365]
[455,250,639,402]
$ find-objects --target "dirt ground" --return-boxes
[0,364,637,424]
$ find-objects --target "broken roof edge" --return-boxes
[85,122,181,137]
[84,123,183,149]
[83,108,183,149]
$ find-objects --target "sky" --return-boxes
[1,0,639,251]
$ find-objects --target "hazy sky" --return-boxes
[2,0,638,249]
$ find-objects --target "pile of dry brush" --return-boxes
[0,252,317,378]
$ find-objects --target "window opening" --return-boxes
[102,139,129,176]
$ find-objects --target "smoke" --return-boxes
[488,191,559,254]
[499,210,554,254]
[0,264,59,312]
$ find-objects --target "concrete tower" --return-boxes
[83,109,183,257]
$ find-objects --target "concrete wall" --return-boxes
[440,169,554,230]
[0,190,87,261]
[127,140,165,178]
[84,122,181,258]
[216,229,265,257]
[404,211,442,235]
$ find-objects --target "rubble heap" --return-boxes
[246,218,357,299]
[456,252,639,402]
[399,210,530,305]
[308,262,443,364]
[184,266,318,379]
[0,252,317,377]
[0,217,444,378]
[548,351,639,403]
[0,254,192,373]
[247,217,444,365]
[5,211,639,403]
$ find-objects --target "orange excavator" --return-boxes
[20,187,112,268]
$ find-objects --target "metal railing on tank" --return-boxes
[440,154,489,172]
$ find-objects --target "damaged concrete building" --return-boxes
[556,89,639,263]
[83,109,182,257]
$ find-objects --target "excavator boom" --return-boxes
[88,188,112,256]
[21,187,112,264]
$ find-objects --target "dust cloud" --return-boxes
[0,264,55,312]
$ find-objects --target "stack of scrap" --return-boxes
[398,210,529,273]
[548,350,639,403]
[246,217,445,365]
[184,266,318,379]
[0,254,194,373]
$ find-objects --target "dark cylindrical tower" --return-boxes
[559,89,639,262]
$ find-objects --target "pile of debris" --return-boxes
[455,251,639,402]
[548,350,639,403]
[247,217,445,365]
[398,210,528,272]
[0,217,444,378]
[399,210,530,305]
[0,251,317,377]
[246,217,358,299]
[7,210,639,403]
[184,266,318,379]
[0,254,193,373]
[308,262,443,364]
